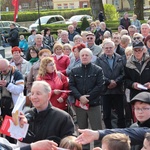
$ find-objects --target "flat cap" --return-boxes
[86,32,94,37]
[131,92,150,104]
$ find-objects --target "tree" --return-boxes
[134,0,144,20]
[90,0,105,20]
[127,0,134,10]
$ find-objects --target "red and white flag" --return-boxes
[12,0,19,22]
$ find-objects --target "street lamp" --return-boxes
[37,0,41,31]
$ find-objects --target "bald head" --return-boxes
[0,59,10,75]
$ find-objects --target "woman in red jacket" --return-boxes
[37,57,69,110]
[52,42,70,76]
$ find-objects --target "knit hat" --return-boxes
[11,46,21,54]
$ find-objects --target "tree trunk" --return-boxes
[90,0,105,20]
[134,0,144,20]
[126,0,134,10]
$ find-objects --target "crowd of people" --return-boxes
[0,12,150,150]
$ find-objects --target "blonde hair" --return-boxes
[60,136,82,150]
[53,43,63,52]
[38,57,56,77]
[125,46,133,55]
[121,35,131,45]
[63,43,72,51]
[81,31,89,36]
[102,133,131,150]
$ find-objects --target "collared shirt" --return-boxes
[105,54,115,69]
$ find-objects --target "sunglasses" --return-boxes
[87,37,94,40]
[133,37,140,40]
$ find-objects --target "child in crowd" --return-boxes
[60,136,82,150]
[93,133,131,150]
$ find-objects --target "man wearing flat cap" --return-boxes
[130,92,150,150]
[124,40,150,123]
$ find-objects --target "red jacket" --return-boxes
[53,55,70,76]
[37,71,69,110]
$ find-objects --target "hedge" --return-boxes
[1,8,92,22]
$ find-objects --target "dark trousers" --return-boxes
[102,94,125,129]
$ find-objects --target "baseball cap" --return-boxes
[130,92,150,104]
[132,40,144,49]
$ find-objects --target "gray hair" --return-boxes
[102,39,115,48]
[73,35,82,42]
[80,48,93,57]
[32,81,51,93]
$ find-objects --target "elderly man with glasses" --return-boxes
[86,32,102,61]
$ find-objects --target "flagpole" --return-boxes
[37,0,41,31]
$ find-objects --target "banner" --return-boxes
[12,0,19,22]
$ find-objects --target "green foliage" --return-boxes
[1,8,92,22]
[80,17,90,31]
[104,4,119,21]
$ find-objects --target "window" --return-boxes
[57,4,62,9]
[56,17,64,21]
[22,3,29,8]
[63,3,68,9]
[47,17,56,24]
[42,1,51,6]
[69,3,74,9]
[83,2,87,8]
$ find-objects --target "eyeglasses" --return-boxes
[134,108,150,112]
[0,69,8,74]
[87,37,94,40]
[47,63,55,67]
[133,48,143,52]
[133,37,141,40]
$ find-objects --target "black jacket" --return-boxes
[22,103,74,144]
[69,63,105,106]
[130,119,150,150]
[124,54,150,99]
[95,28,112,45]
[95,53,124,95]
[120,18,131,30]
[7,27,19,47]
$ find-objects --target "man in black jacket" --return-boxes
[7,23,19,47]
[96,39,125,129]
[69,48,105,149]
[18,80,74,146]
[120,12,131,30]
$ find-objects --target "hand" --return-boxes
[132,82,141,90]
[31,140,58,150]
[107,80,117,89]
[0,80,8,87]
[57,97,64,103]
[19,112,28,128]
[79,95,89,105]
[144,82,150,89]
[93,147,102,150]
[75,129,99,145]
[54,90,61,95]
